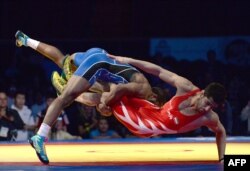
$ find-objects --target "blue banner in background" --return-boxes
[150,36,250,66]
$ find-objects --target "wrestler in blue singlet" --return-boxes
[72,48,140,85]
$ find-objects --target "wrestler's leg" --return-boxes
[61,48,106,80]
[68,49,110,93]
[15,31,109,95]
[89,81,110,93]
[29,75,91,164]
[75,92,101,106]
[36,42,65,68]
[43,47,111,126]
[42,75,91,126]
[15,30,65,68]
[51,72,106,107]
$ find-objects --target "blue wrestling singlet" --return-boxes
[73,48,139,85]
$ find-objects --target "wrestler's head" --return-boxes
[195,82,226,112]
[148,87,169,106]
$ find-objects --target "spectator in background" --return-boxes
[240,100,250,135]
[11,91,36,140]
[90,117,121,139]
[206,50,221,78]
[228,77,244,135]
[7,84,17,107]
[37,93,57,128]
[51,116,81,140]
[218,100,233,135]
[77,104,98,139]
[37,93,69,139]
[0,91,24,141]
[31,92,46,121]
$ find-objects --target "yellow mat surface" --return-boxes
[0,142,249,163]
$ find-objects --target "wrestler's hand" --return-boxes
[96,103,112,117]
[107,54,131,64]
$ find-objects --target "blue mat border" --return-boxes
[0,136,249,144]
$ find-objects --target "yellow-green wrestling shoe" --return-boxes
[51,71,67,95]
[62,55,76,80]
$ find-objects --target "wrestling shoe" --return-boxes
[15,30,29,47]
[63,55,76,80]
[28,135,49,165]
[51,71,67,95]
[61,71,67,81]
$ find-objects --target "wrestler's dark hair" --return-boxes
[204,82,226,106]
[151,87,169,106]
[147,87,170,107]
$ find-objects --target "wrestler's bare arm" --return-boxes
[75,92,101,106]
[88,81,110,93]
[108,54,197,93]
[102,82,149,106]
[204,111,226,162]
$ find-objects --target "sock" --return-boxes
[27,38,40,50]
[37,123,51,138]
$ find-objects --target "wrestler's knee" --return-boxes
[56,95,74,108]
[60,85,82,104]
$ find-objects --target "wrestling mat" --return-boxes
[0,137,249,171]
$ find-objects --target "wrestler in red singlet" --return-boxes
[112,89,204,137]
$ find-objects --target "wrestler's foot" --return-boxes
[51,71,67,95]
[15,30,29,47]
[60,71,67,81]
[28,135,49,165]
[63,55,76,80]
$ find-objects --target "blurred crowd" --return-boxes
[0,47,249,142]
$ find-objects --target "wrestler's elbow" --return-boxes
[211,120,226,137]
[216,124,226,136]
